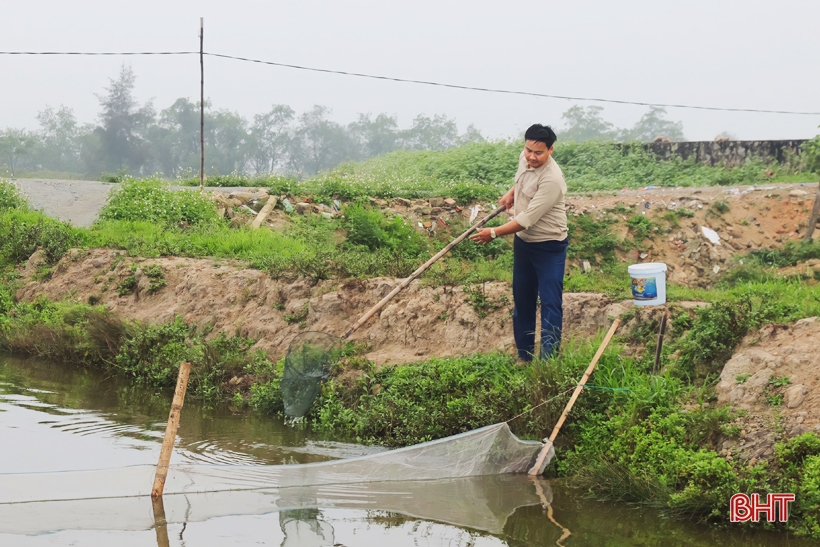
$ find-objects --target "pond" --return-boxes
[0,356,811,546]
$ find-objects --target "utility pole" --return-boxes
[199,17,205,191]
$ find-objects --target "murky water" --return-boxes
[0,355,813,546]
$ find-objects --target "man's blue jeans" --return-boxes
[512,235,568,361]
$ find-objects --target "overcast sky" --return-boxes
[2,0,819,142]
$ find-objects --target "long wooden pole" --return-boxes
[199,17,205,191]
[151,362,192,499]
[342,205,507,338]
[804,180,820,241]
[528,318,621,476]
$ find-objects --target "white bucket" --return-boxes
[628,262,667,306]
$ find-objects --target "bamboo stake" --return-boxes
[343,205,506,338]
[528,318,621,476]
[652,309,668,375]
[251,196,278,230]
[804,180,820,241]
[151,362,192,499]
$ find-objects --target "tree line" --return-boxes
[0,64,687,179]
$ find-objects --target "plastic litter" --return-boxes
[701,226,721,245]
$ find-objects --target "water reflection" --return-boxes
[2,355,817,547]
[0,355,379,473]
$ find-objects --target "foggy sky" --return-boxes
[2,0,819,142]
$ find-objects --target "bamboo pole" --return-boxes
[343,205,506,338]
[151,362,192,499]
[251,196,278,230]
[528,318,621,475]
[804,180,820,241]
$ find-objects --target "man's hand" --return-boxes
[498,189,514,211]
[469,228,493,246]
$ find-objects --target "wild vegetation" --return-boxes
[2,128,820,537]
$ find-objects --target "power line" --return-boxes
[203,53,820,116]
[2,50,819,116]
[0,51,197,56]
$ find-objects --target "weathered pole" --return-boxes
[151,362,192,499]
[804,180,820,241]
[528,318,621,476]
[199,17,205,191]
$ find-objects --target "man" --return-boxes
[469,124,568,361]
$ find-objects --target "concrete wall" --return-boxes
[644,139,806,167]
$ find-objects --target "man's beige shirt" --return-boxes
[512,151,568,242]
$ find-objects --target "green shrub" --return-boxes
[710,200,730,214]
[98,178,219,226]
[626,215,660,241]
[312,352,531,446]
[0,209,79,266]
[113,316,194,385]
[342,203,426,256]
[567,213,621,263]
[178,173,296,194]
[0,180,28,211]
[748,240,820,268]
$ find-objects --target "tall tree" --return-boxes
[458,124,485,146]
[149,98,202,177]
[36,105,82,171]
[348,113,401,159]
[94,64,155,174]
[290,106,357,175]
[205,109,250,175]
[560,105,617,142]
[247,104,294,174]
[402,114,459,151]
[620,107,685,142]
[0,129,35,176]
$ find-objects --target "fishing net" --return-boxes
[0,423,552,535]
[281,332,342,418]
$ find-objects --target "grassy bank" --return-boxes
[3,156,820,536]
[2,274,819,536]
[178,140,816,198]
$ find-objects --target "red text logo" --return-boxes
[730,493,795,522]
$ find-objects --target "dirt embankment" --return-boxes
[18,248,628,365]
[716,318,820,462]
[215,182,819,289]
[564,183,819,286]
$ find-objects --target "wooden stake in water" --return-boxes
[527,319,621,476]
[151,362,192,499]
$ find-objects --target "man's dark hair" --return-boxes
[524,124,557,148]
